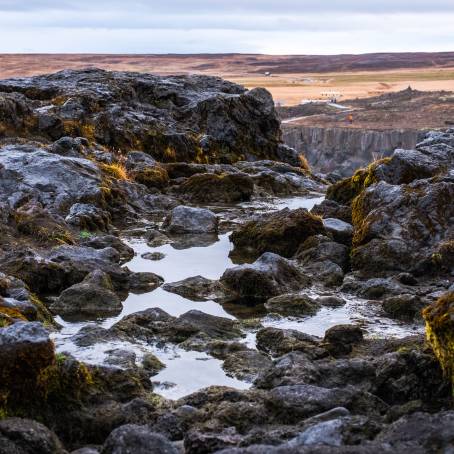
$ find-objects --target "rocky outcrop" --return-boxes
[323,130,454,275]
[283,125,425,177]
[0,69,293,165]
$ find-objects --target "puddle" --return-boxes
[150,347,250,400]
[240,195,324,212]
[263,296,423,339]
[125,233,234,282]
[51,194,423,401]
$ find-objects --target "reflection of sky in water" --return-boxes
[150,347,250,400]
[240,195,325,212]
[262,294,423,339]
[126,233,234,282]
[51,195,423,400]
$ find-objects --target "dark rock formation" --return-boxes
[0,69,289,165]
[230,208,325,260]
[283,125,425,177]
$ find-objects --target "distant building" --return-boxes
[320,91,342,103]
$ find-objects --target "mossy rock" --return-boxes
[326,158,391,205]
[131,166,169,189]
[230,208,325,260]
[14,205,74,246]
[423,292,454,391]
[432,240,454,271]
[178,172,254,203]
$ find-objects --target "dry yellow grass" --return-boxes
[100,162,130,181]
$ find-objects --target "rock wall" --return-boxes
[283,126,426,177]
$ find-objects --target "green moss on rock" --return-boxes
[230,208,325,260]
[179,172,254,203]
[326,158,391,205]
[423,292,454,392]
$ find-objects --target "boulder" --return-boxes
[0,322,54,400]
[176,310,243,341]
[128,272,163,294]
[14,201,73,245]
[221,253,311,304]
[323,325,364,356]
[184,428,242,454]
[312,199,352,224]
[351,178,454,274]
[162,276,227,301]
[376,411,454,451]
[0,418,65,454]
[265,293,320,317]
[302,260,345,287]
[0,144,102,213]
[50,270,122,317]
[178,173,254,203]
[267,384,358,421]
[322,218,353,245]
[49,136,86,157]
[101,424,178,454]
[141,252,166,261]
[80,235,134,262]
[222,350,273,382]
[316,295,346,308]
[65,203,111,231]
[296,235,349,271]
[382,294,428,320]
[230,208,325,260]
[112,308,242,345]
[163,206,218,234]
[256,327,326,358]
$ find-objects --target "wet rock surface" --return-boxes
[0,70,453,453]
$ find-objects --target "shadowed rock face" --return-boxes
[0,68,292,165]
[283,126,425,177]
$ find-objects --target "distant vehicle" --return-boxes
[264,71,272,77]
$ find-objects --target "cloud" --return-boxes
[0,1,453,53]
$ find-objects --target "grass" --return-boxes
[79,230,92,239]
[100,162,130,180]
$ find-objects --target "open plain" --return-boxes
[1,52,454,105]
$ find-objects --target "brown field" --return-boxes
[1,53,454,105]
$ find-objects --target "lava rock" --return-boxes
[0,418,65,454]
[178,172,254,203]
[163,206,218,234]
[101,424,178,454]
[65,203,111,231]
[382,294,428,320]
[51,270,122,317]
[162,276,227,301]
[230,208,325,260]
[265,293,320,317]
[221,252,311,304]
[323,325,364,356]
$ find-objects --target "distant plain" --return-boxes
[1,52,454,105]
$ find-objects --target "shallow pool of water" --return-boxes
[52,194,423,400]
[125,233,234,282]
[240,195,324,212]
[262,295,423,339]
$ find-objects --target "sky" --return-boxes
[0,0,453,54]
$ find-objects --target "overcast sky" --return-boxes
[0,0,453,54]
